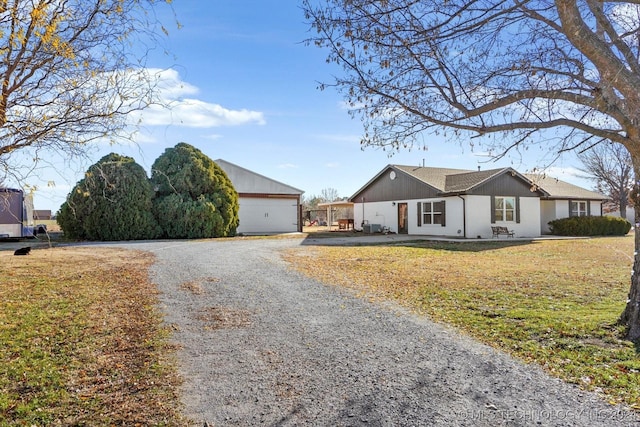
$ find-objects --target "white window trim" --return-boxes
[495,196,516,223]
[422,201,443,225]
[571,201,588,217]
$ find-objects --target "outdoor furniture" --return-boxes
[338,219,355,230]
[491,226,515,238]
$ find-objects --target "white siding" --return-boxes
[540,200,556,234]
[354,197,465,237]
[356,196,541,238]
[354,201,396,232]
[237,197,299,234]
[589,200,602,216]
[464,196,542,239]
[556,200,570,219]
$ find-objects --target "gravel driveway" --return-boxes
[114,237,639,426]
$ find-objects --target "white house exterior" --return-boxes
[350,165,607,238]
[215,159,304,235]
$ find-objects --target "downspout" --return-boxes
[457,194,467,238]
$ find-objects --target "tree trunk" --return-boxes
[620,192,628,221]
[620,163,640,341]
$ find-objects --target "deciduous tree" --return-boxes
[578,142,634,221]
[303,0,640,340]
[0,0,173,182]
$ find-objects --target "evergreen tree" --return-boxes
[151,143,239,238]
[57,153,160,240]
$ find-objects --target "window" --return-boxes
[422,201,444,225]
[570,201,588,217]
[495,197,515,222]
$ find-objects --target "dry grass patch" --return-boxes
[284,236,640,409]
[0,247,186,426]
[197,306,252,330]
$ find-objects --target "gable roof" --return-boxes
[393,165,471,191]
[393,165,544,194]
[351,164,605,200]
[215,159,304,195]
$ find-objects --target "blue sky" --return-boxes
[28,0,592,212]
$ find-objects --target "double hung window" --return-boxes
[422,201,444,225]
[570,201,588,217]
[417,201,446,226]
[494,196,516,222]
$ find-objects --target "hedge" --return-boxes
[548,215,631,236]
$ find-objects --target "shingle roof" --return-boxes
[393,165,472,191]
[525,174,605,199]
[443,168,508,193]
[389,165,605,199]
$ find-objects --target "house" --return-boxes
[33,210,52,220]
[349,165,607,238]
[215,159,304,235]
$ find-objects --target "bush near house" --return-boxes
[548,215,631,236]
[151,143,239,239]
[57,154,161,241]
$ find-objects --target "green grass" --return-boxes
[286,236,640,409]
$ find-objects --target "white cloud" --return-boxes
[278,163,298,169]
[325,162,340,168]
[133,68,266,128]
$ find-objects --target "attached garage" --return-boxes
[215,159,304,235]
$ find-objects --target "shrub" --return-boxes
[57,154,161,240]
[151,143,239,238]
[548,215,631,236]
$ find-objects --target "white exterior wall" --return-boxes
[464,195,491,238]
[354,201,396,232]
[408,197,465,237]
[237,197,298,234]
[354,197,464,237]
[555,200,570,219]
[540,200,556,234]
[589,200,602,216]
[356,196,542,238]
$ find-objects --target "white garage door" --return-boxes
[237,197,298,234]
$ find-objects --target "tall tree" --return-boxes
[151,143,239,239]
[57,153,161,241]
[0,0,173,182]
[578,142,634,221]
[303,0,640,340]
[320,187,340,202]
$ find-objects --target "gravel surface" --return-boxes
[111,237,639,426]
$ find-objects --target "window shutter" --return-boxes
[490,195,496,224]
[516,196,521,223]
[587,201,591,216]
[441,200,446,227]
[569,200,574,217]
[417,202,422,227]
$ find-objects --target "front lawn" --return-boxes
[0,247,185,426]
[285,236,640,409]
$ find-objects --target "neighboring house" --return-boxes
[349,165,607,238]
[215,159,304,235]
[33,210,52,220]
